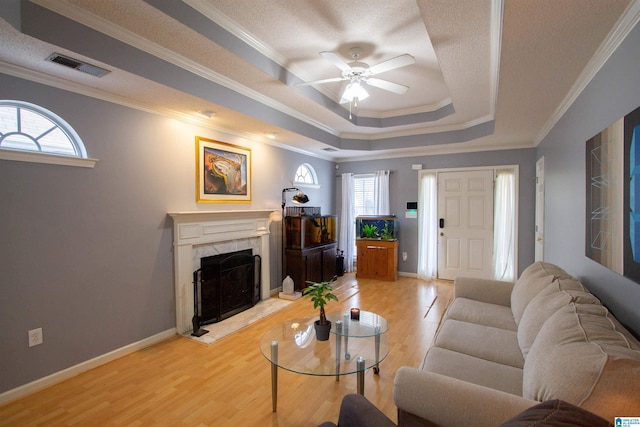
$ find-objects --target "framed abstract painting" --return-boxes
[586,105,640,283]
[196,136,251,203]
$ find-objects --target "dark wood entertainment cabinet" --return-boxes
[285,243,338,291]
[284,213,338,291]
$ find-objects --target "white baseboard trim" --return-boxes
[0,328,176,406]
[398,271,417,278]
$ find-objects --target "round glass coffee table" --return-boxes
[259,310,389,412]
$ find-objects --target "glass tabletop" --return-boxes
[259,317,389,376]
[326,310,389,337]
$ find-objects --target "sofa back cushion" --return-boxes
[523,303,640,421]
[511,262,573,325]
[517,278,598,358]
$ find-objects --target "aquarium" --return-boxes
[356,215,398,241]
[285,215,337,249]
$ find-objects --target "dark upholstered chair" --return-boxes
[317,394,396,427]
[318,395,611,427]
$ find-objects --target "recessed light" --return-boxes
[266,132,278,139]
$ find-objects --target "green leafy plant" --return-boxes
[302,280,339,326]
[381,222,393,240]
[361,223,378,239]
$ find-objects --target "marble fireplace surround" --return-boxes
[169,210,275,334]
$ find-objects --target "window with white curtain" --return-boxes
[493,169,516,281]
[417,172,438,279]
[354,174,375,216]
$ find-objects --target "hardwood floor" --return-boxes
[0,274,452,427]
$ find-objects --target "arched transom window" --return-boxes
[294,163,318,186]
[0,100,87,158]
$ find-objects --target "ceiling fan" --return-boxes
[296,47,416,105]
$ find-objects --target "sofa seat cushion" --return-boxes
[422,347,523,396]
[435,319,524,368]
[523,303,640,421]
[511,262,574,325]
[517,278,598,358]
[444,297,517,331]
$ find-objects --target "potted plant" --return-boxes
[303,279,339,341]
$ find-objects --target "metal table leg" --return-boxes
[356,357,365,395]
[270,341,278,412]
[343,313,350,360]
[373,325,381,374]
[335,320,342,381]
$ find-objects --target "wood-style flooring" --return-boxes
[0,274,452,427]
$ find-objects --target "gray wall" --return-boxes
[336,149,537,276]
[537,22,640,337]
[0,74,335,393]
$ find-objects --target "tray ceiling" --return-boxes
[0,0,637,160]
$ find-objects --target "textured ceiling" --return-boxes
[0,0,637,161]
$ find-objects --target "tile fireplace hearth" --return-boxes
[169,210,276,334]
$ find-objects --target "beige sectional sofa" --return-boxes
[394,262,640,426]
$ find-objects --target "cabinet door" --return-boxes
[373,247,389,278]
[306,250,322,283]
[322,246,337,281]
[356,241,373,278]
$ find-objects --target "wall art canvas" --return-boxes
[196,136,251,203]
[586,105,640,283]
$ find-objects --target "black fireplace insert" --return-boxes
[192,249,261,335]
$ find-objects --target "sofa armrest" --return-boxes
[454,276,514,307]
[394,367,537,426]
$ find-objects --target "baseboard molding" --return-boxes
[0,328,176,406]
[398,271,417,278]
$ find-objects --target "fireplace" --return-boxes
[194,249,261,327]
[169,210,276,334]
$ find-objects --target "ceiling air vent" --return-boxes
[46,53,111,77]
[322,147,339,152]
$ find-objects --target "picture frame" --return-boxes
[585,105,640,283]
[196,136,251,203]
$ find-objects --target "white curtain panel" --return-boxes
[418,172,438,279]
[493,170,516,281]
[374,170,390,215]
[340,173,355,272]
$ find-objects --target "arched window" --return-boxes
[294,163,319,187]
[0,100,94,167]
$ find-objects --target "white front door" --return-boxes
[535,157,545,262]
[437,170,494,280]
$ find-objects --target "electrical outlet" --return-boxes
[402,252,408,261]
[28,328,43,347]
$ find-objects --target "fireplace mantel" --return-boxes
[169,210,276,334]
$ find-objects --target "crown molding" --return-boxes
[341,114,494,141]
[534,0,640,146]
[334,140,535,163]
[490,0,504,117]
[31,0,339,137]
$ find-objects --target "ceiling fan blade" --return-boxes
[368,54,415,75]
[294,76,346,87]
[319,51,352,72]
[366,78,409,95]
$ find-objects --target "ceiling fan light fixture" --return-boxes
[340,81,369,103]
